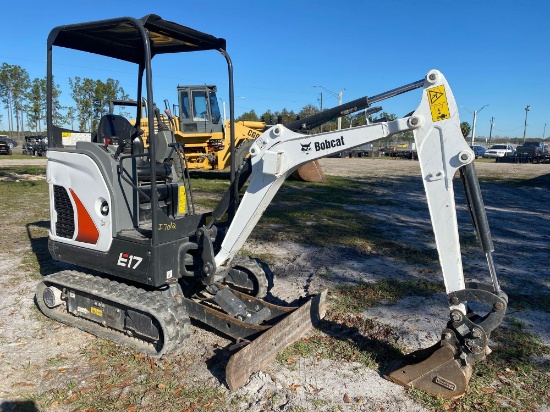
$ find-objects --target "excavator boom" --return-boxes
[212,70,507,397]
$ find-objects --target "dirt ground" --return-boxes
[0,157,549,411]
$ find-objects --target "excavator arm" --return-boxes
[216,70,469,287]
[217,70,507,397]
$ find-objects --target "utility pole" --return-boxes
[318,92,323,132]
[543,123,546,140]
[337,90,343,130]
[466,104,489,146]
[313,85,345,130]
[488,117,495,146]
[522,105,530,144]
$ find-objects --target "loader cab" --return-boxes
[178,85,223,134]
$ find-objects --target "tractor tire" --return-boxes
[234,140,254,171]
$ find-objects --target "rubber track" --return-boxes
[36,271,190,357]
[228,255,270,298]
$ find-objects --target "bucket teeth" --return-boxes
[384,343,472,399]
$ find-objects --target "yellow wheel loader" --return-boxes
[135,85,264,170]
[134,84,326,181]
[38,15,507,397]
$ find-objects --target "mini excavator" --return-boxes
[37,15,507,397]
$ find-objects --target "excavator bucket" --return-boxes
[292,160,326,182]
[226,289,327,390]
[384,342,473,398]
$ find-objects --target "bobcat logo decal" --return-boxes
[300,143,311,153]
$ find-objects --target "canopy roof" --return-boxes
[47,14,227,64]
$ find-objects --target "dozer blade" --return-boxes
[292,160,326,182]
[384,343,472,398]
[226,289,327,390]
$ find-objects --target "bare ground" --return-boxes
[0,157,549,411]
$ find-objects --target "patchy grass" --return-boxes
[277,313,402,370]
[330,278,444,314]
[0,168,53,277]
[478,174,550,187]
[188,178,231,211]
[0,153,38,160]
[190,177,231,193]
[250,176,439,266]
[506,292,550,313]
[34,340,230,412]
[280,280,550,412]
[0,164,46,177]
[180,173,439,266]
[0,174,49,266]
[278,279,443,371]
[239,248,276,266]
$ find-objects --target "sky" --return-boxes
[1,0,549,140]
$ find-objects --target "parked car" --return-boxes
[0,135,18,149]
[0,141,12,155]
[22,135,48,156]
[515,141,548,157]
[470,145,486,159]
[483,144,515,158]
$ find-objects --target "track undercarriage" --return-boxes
[36,263,327,389]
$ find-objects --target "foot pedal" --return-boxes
[384,343,472,398]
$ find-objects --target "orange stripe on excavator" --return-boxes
[69,189,99,244]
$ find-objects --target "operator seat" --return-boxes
[95,114,136,144]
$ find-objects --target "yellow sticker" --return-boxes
[178,185,187,215]
[427,85,450,122]
[61,132,72,137]
[90,307,103,317]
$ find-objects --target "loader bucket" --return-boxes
[226,290,327,390]
[384,343,472,398]
[292,160,326,182]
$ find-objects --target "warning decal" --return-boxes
[427,85,450,122]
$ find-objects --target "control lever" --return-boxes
[113,139,128,160]
[154,107,169,131]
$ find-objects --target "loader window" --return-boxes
[209,93,221,124]
[192,90,208,121]
[180,91,190,119]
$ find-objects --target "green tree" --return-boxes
[260,110,274,124]
[92,78,128,128]
[26,77,45,132]
[297,104,323,133]
[65,107,76,130]
[236,109,259,122]
[69,77,127,132]
[460,122,471,139]
[26,76,64,131]
[298,104,319,119]
[0,63,31,135]
[274,108,298,125]
[69,77,94,131]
